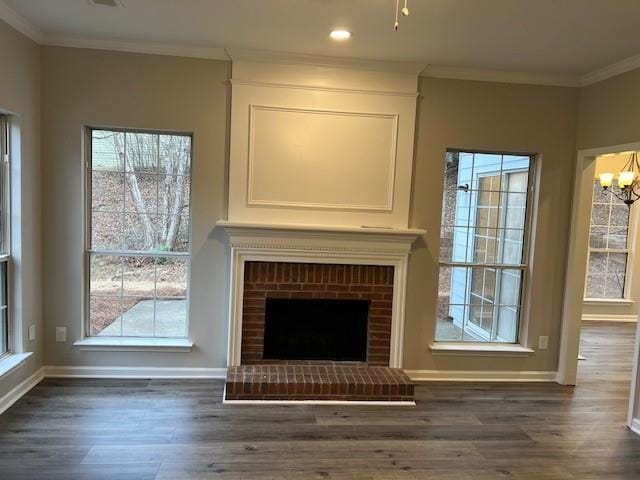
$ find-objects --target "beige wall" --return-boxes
[404,77,579,372]
[41,46,230,368]
[40,48,583,374]
[0,21,42,397]
[578,68,640,150]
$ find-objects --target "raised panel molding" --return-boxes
[247,105,398,212]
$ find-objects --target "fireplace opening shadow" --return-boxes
[263,298,369,362]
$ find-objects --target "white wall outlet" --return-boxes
[55,326,67,343]
[28,324,36,341]
[538,335,549,350]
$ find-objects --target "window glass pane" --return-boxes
[124,173,158,214]
[437,151,531,343]
[125,132,158,173]
[88,129,192,338]
[92,130,124,171]
[92,172,124,213]
[160,135,192,176]
[91,212,123,250]
[121,297,155,337]
[89,255,122,297]
[156,257,188,297]
[89,296,122,336]
[122,256,155,297]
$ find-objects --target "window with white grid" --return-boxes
[584,181,631,299]
[437,151,533,343]
[86,128,192,338]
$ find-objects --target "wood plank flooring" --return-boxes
[1,322,639,479]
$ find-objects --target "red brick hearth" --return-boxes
[241,261,394,366]
[225,364,414,402]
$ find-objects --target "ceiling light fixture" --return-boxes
[598,151,640,208]
[330,29,352,41]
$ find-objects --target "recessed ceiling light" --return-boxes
[330,29,352,41]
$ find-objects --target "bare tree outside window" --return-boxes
[87,129,192,338]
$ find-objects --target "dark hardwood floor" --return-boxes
[1,322,639,479]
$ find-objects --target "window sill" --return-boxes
[583,298,635,307]
[429,343,535,357]
[0,352,34,379]
[74,337,194,352]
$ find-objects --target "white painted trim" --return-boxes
[0,366,44,414]
[406,369,556,382]
[558,141,640,386]
[44,34,229,61]
[0,1,44,43]
[581,53,640,86]
[582,314,638,323]
[226,48,426,75]
[421,64,579,87]
[630,418,640,436]
[230,79,418,98]
[583,298,635,307]
[73,337,194,352]
[43,365,227,379]
[628,319,640,430]
[224,398,416,406]
[246,105,399,212]
[428,344,535,357]
[218,221,423,368]
[0,352,33,379]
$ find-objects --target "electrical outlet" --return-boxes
[55,327,67,343]
[538,335,549,350]
[28,324,36,341]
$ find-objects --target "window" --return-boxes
[86,129,192,338]
[437,151,533,343]
[584,181,631,299]
[0,116,10,357]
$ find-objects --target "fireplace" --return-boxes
[241,261,394,366]
[263,298,369,362]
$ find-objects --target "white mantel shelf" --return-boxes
[216,220,425,252]
[217,220,425,369]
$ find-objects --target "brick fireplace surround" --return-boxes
[224,260,414,403]
[240,261,394,366]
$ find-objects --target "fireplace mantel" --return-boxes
[217,220,424,368]
[216,220,425,253]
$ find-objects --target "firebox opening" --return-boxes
[263,298,369,362]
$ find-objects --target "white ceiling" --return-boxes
[3,0,640,81]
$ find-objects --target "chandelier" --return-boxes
[598,151,640,208]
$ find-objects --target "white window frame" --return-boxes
[0,115,10,359]
[82,127,193,341]
[584,180,639,302]
[436,150,536,346]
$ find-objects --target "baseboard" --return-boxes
[582,314,637,323]
[0,367,45,414]
[405,369,557,382]
[630,417,640,436]
[43,365,228,379]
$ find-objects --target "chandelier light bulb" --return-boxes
[599,172,614,189]
[618,171,635,189]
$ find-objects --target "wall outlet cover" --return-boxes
[28,324,36,341]
[55,327,67,343]
[538,335,549,350]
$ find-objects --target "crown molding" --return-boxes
[421,64,580,87]
[0,1,44,43]
[226,47,426,75]
[44,34,229,61]
[580,52,640,86]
